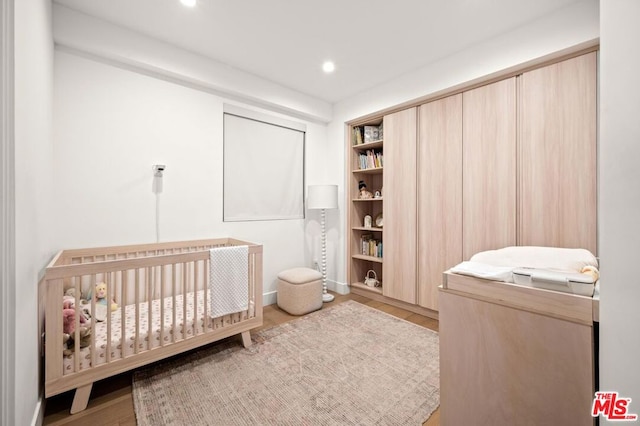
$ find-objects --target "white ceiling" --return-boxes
[53,0,584,103]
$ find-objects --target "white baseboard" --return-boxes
[31,397,43,426]
[262,291,277,306]
[327,280,350,295]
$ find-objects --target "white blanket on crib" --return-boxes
[210,246,249,317]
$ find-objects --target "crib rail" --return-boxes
[42,238,263,398]
[49,237,251,266]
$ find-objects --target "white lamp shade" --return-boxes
[307,185,338,210]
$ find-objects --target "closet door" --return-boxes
[519,52,597,254]
[417,95,462,311]
[463,78,517,260]
[382,108,417,304]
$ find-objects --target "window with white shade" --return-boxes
[223,106,305,221]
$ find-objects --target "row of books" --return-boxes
[361,234,383,258]
[353,124,384,145]
[358,149,383,169]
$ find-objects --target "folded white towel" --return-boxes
[450,261,515,282]
[210,246,249,318]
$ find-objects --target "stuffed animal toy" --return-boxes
[63,298,90,322]
[63,288,77,308]
[581,265,600,281]
[62,303,92,356]
[62,307,87,335]
[62,327,92,357]
[93,282,118,311]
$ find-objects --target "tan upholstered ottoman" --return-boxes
[276,267,323,315]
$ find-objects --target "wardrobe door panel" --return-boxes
[519,52,597,254]
[463,78,517,260]
[418,95,463,311]
[383,108,417,304]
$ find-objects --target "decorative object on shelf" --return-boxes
[358,181,373,199]
[374,190,381,198]
[375,213,383,228]
[308,184,339,303]
[363,124,384,143]
[364,270,381,287]
[364,215,372,228]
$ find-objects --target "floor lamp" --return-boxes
[308,185,338,303]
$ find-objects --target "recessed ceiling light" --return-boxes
[322,61,335,73]
[180,0,197,7]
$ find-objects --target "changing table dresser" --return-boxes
[439,272,598,425]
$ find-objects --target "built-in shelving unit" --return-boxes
[347,122,384,295]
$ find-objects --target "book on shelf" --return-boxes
[353,126,364,145]
[358,149,383,169]
[360,234,382,258]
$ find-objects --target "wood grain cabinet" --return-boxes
[462,77,517,260]
[518,52,597,254]
[382,108,417,304]
[417,95,463,311]
[439,280,595,426]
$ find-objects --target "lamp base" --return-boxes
[322,293,335,303]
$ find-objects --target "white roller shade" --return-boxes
[223,111,305,221]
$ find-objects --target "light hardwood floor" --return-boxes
[43,292,440,426]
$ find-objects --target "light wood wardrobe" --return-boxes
[346,49,597,316]
[382,108,418,304]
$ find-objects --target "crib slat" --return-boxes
[146,267,152,351]
[182,262,187,339]
[90,275,96,369]
[196,262,201,333]
[190,262,196,336]
[121,270,126,359]
[134,269,140,355]
[106,272,113,364]
[73,277,80,373]
[172,263,177,344]
[160,265,165,347]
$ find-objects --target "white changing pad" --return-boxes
[450,246,599,296]
[469,246,598,272]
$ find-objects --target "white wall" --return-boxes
[328,0,600,286]
[599,0,640,419]
[14,0,54,424]
[54,50,328,302]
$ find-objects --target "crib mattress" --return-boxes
[63,290,253,374]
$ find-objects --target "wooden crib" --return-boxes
[40,238,263,414]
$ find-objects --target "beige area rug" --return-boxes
[132,300,440,425]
